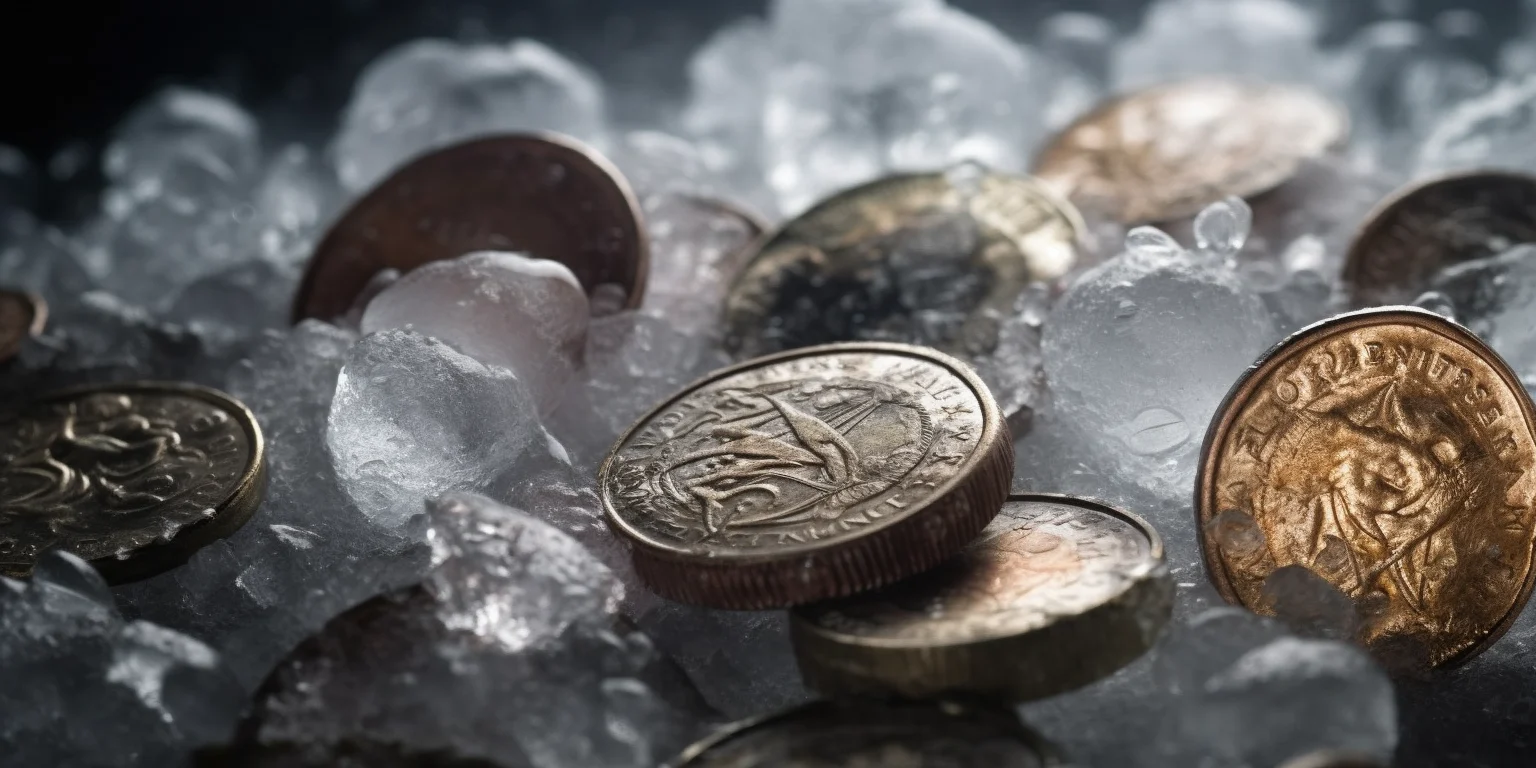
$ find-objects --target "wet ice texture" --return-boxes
[1428,244,1536,385]
[326,330,541,528]
[361,251,590,412]
[237,493,709,767]
[334,39,607,192]
[1416,73,1536,175]
[2,552,245,767]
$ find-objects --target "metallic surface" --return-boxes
[1033,77,1348,225]
[1198,307,1536,669]
[666,698,1063,768]
[722,168,1084,361]
[291,132,647,322]
[1343,170,1536,307]
[791,493,1171,701]
[599,342,1013,609]
[0,288,46,363]
[0,381,266,583]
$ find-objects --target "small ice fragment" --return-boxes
[1125,226,1183,262]
[1193,196,1253,258]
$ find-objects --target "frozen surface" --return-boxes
[1428,244,1536,384]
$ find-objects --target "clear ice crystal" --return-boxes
[1193,196,1253,259]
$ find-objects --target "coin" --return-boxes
[791,493,1171,701]
[721,166,1085,361]
[599,342,1013,609]
[0,382,266,583]
[0,288,46,363]
[1343,170,1536,307]
[1197,307,1536,669]
[1033,77,1349,225]
[292,132,647,322]
[666,698,1065,768]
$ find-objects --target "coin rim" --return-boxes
[1194,305,1536,668]
[290,131,649,323]
[0,289,47,361]
[1341,168,1536,308]
[1,380,267,584]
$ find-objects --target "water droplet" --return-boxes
[1412,290,1457,322]
[1193,196,1252,256]
[1110,407,1190,455]
[1125,226,1181,261]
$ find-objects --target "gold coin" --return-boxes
[1197,307,1536,670]
[1033,77,1349,225]
[665,698,1065,768]
[598,342,1012,610]
[722,167,1085,361]
[0,288,46,364]
[791,493,1170,701]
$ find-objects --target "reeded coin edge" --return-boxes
[1194,306,1536,668]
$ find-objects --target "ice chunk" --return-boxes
[1416,73,1536,175]
[1113,0,1321,88]
[1426,244,1536,384]
[681,18,778,213]
[640,194,765,337]
[335,39,607,192]
[326,330,542,527]
[971,285,1051,435]
[167,259,298,342]
[0,215,98,298]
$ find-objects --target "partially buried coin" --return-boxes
[291,132,647,322]
[598,342,1012,610]
[0,288,46,364]
[665,698,1065,768]
[721,165,1085,361]
[1032,77,1348,225]
[791,493,1171,701]
[0,382,265,583]
[1343,170,1536,307]
[1197,307,1536,670]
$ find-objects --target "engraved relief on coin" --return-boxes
[0,289,46,363]
[0,384,263,581]
[1344,171,1536,307]
[1033,78,1348,225]
[603,349,987,558]
[1198,308,1536,668]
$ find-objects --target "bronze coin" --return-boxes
[666,698,1065,768]
[0,288,46,363]
[1033,77,1349,225]
[0,381,266,583]
[292,133,647,322]
[791,493,1171,702]
[598,342,1013,610]
[1197,307,1536,670]
[1343,170,1536,307]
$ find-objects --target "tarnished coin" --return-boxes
[0,288,46,363]
[292,133,647,322]
[666,699,1065,768]
[599,342,1012,609]
[1344,170,1536,307]
[1033,78,1349,225]
[791,494,1171,701]
[722,167,1085,361]
[1198,307,1536,669]
[0,382,266,583]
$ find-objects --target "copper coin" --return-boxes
[292,133,647,322]
[1033,77,1349,225]
[598,342,1013,610]
[1197,307,1536,670]
[666,698,1065,768]
[1344,170,1536,307]
[0,381,266,583]
[791,493,1171,701]
[0,288,46,363]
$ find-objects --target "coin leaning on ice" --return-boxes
[0,288,46,364]
[1032,77,1348,225]
[1197,307,1536,670]
[598,342,1013,610]
[0,382,266,583]
[791,493,1171,701]
[665,698,1065,768]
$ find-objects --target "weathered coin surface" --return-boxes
[292,133,647,322]
[722,167,1084,361]
[599,342,1012,609]
[666,699,1064,768]
[0,288,46,363]
[791,493,1171,701]
[1197,307,1536,669]
[1033,77,1348,225]
[0,382,266,583]
[1343,170,1536,307]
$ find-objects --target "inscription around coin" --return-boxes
[1198,308,1536,667]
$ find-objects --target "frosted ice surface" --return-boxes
[1,552,244,767]
[681,19,776,211]
[971,285,1050,436]
[0,215,97,299]
[1416,73,1536,175]
[361,251,590,413]
[1113,0,1321,89]
[104,86,259,189]
[327,330,542,527]
[1428,244,1536,383]
[640,194,765,336]
[335,38,607,192]
[168,259,297,341]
